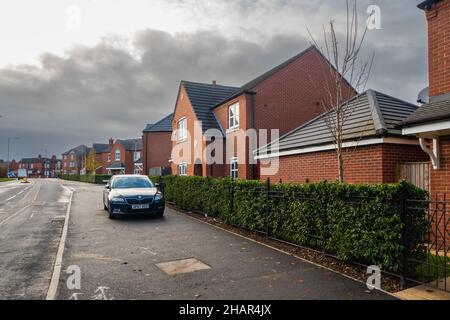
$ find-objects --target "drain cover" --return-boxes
[156,258,211,276]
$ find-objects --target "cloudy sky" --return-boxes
[0,0,428,160]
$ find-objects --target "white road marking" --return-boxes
[0,205,32,227]
[46,183,75,300]
[2,182,34,203]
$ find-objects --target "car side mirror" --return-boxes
[105,184,111,189]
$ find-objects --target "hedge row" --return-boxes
[154,175,428,273]
[61,174,111,184]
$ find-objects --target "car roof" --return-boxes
[111,175,149,180]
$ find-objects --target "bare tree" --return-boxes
[308,0,374,183]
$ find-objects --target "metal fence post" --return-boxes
[399,191,407,290]
[266,178,271,240]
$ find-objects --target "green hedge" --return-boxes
[154,175,428,273]
[61,174,111,184]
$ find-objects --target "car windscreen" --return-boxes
[112,177,154,189]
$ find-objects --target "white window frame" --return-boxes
[178,163,187,176]
[134,151,141,161]
[115,149,121,161]
[177,118,187,141]
[230,158,238,180]
[228,103,240,130]
[107,153,111,162]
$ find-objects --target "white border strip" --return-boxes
[46,184,74,300]
[402,120,450,135]
[255,137,419,160]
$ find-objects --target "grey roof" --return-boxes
[117,138,142,151]
[93,143,110,154]
[257,90,419,155]
[143,114,173,133]
[182,81,239,132]
[63,144,90,156]
[20,158,43,164]
[212,46,355,109]
[106,161,125,170]
[402,99,450,126]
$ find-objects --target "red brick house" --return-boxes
[171,46,356,178]
[43,156,62,178]
[142,114,173,176]
[402,0,450,197]
[92,139,113,175]
[62,145,90,175]
[18,155,61,178]
[107,139,142,175]
[256,90,429,184]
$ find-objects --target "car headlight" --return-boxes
[111,197,126,204]
[154,193,163,202]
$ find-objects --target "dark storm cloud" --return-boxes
[0,0,428,160]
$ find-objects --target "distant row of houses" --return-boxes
[60,0,449,197]
[2,155,62,178]
[62,138,143,176]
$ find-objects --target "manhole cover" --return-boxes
[156,258,211,276]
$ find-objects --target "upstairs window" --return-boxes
[115,149,121,161]
[229,103,240,130]
[177,118,187,141]
[134,151,141,161]
[107,153,111,162]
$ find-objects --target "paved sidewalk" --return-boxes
[56,182,396,300]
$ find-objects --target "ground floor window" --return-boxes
[230,158,238,180]
[178,163,187,176]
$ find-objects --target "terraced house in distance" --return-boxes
[91,139,114,175]
[62,144,90,175]
[171,46,356,179]
[142,114,173,176]
[107,138,143,175]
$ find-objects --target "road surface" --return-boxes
[0,179,395,300]
[0,179,71,299]
[54,181,394,300]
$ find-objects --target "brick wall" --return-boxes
[171,85,204,176]
[426,0,450,97]
[143,131,172,175]
[261,143,428,184]
[430,135,450,196]
[252,48,356,136]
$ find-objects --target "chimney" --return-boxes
[212,80,217,85]
[422,1,450,100]
[52,155,56,161]
[109,138,114,148]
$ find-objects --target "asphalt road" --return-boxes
[55,181,395,300]
[0,179,70,299]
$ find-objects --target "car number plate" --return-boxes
[132,204,150,210]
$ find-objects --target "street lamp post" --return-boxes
[7,137,20,175]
